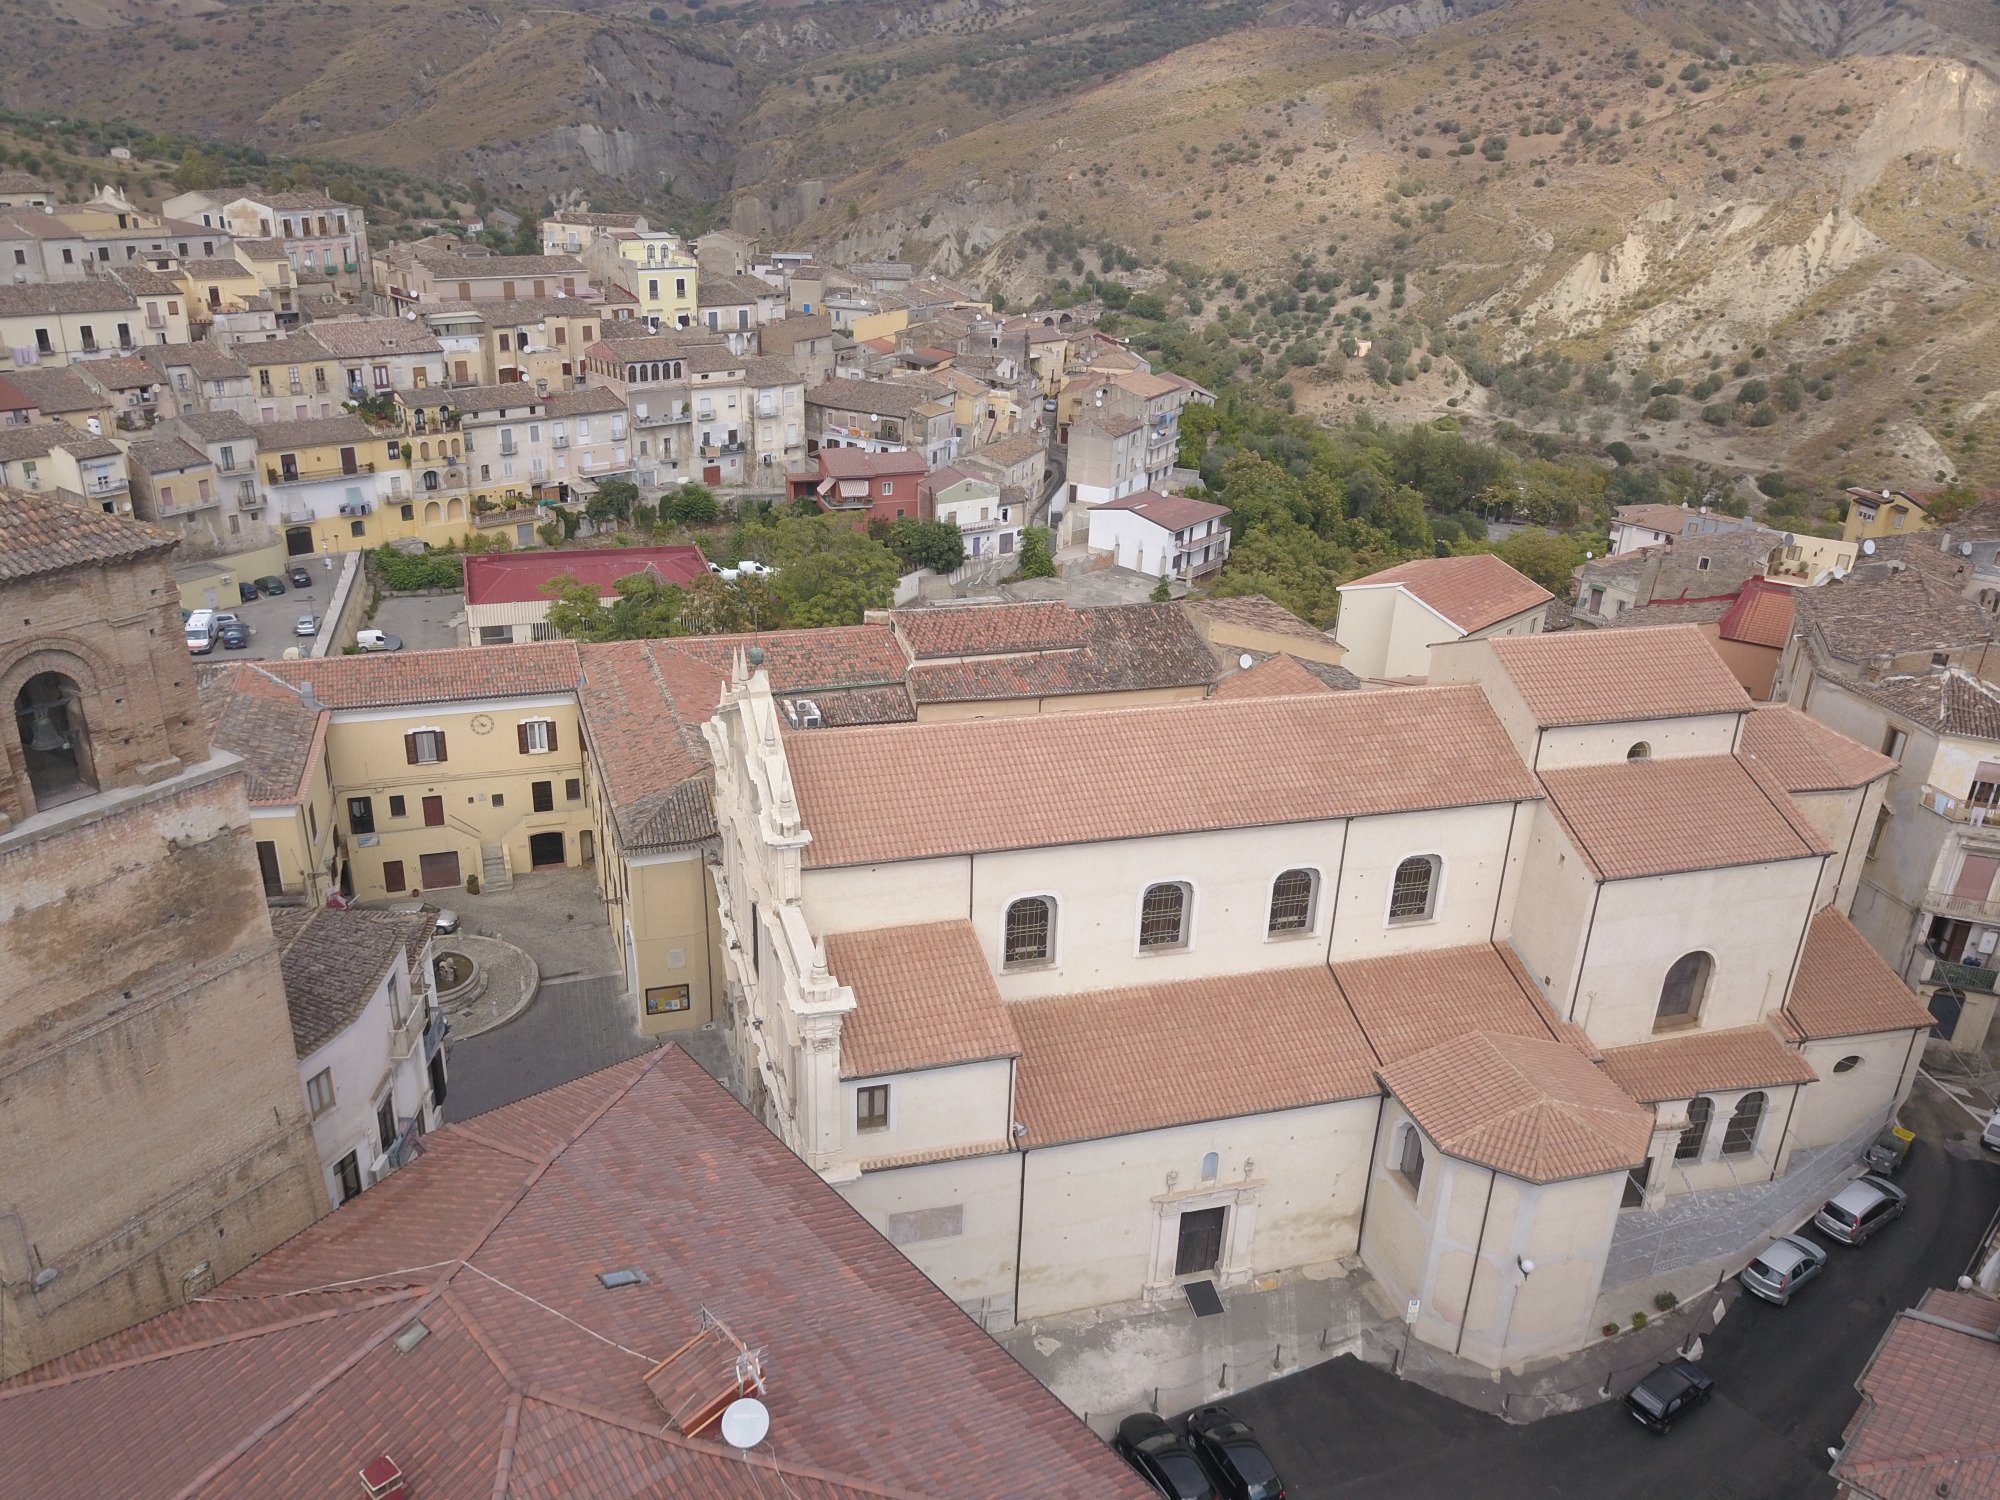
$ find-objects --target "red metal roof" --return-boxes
[463,546,709,606]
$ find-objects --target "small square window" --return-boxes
[388,795,407,818]
[490,793,504,808]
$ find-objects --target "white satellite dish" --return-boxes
[1962,542,1975,557]
[720,1397,769,1451]
[1239,653,1255,670]
[1862,539,1876,555]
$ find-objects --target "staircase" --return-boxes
[480,844,511,892]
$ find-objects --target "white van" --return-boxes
[185,609,217,654]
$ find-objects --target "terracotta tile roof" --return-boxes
[1344,554,1553,633]
[1615,503,1699,537]
[826,921,1020,1079]
[541,385,629,418]
[1184,592,1334,645]
[1591,597,1734,629]
[0,280,137,315]
[1833,1288,2000,1500]
[3,367,99,413]
[1091,490,1230,532]
[1379,1031,1653,1183]
[448,381,543,414]
[144,340,249,383]
[1841,669,2000,741]
[1210,654,1336,699]
[965,432,1047,468]
[1797,566,1998,663]
[257,642,584,709]
[123,436,209,475]
[805,375,948,417]
[0,487,176,581]
[254,413,379,449]
[893,600,1086,658]
[904,603,1215,703]
[1070,411,1144,439]
[1484,624,1752,725]
[1298,657,1365,690]
[1740,705,1896,791]
[1599,1025,1817,1103]
[1717,578,1797,648]
[817,446,928,479]
[0,1051,1143,1497]
[1012,967,1380,1145]
[304,316,444,358]
[1781,908,1937,1040]
[789,684,1538,868]
[1539,756,1829,880]
[197,665,325,803]
[272,906,431,1056]
[1332,945,1576,1065]
[77,355,157,392]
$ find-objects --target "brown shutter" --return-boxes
[517,721,530,754]
[405,732,418,764]
[545,721,558,753]
[434,730,447,763]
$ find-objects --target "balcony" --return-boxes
[279,501,315,525]
[267,461,377,485]
[390,1003,427,1061]
[1924,887,2000,924]
[422,1005,449,1060]
[551,434,569,449]
[1923,956,2000,994]
[1919,785,2000,826]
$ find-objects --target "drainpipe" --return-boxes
[1490,800,1523,946]
[1321,817,1352,969]
[1565,882,1604,1024]
[1768,1083,1803,1183]
[1011,1140,1028,1326]
[1453,1168,1499,1358]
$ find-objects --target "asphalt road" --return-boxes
[1218,1141,2000,1500]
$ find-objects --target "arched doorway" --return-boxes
[13,671,94,809]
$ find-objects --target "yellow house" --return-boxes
[242,333,346,423]
[256,414,433,555]
[0,281,152,366]
[847,305,910,345]
[617,235,700,331]
[182,257,266,322]
[1842,486,1932,543]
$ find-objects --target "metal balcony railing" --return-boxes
[1920,785,2000,826]
[1925,956,2000,993]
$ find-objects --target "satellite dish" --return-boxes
[720,1397,769,1451]
[1962,542,1975,557]
[1239,653,1255,670]
[1862,539,1876,555]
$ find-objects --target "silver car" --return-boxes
[1813,1174,1908,1246]
[1739,1233,1829,1305]
[391,901,459,935]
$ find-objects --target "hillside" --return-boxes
[2,0,1996,491]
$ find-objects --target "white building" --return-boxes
[1335,553,1555,681]
[1086,490,1231,581]
[926,466,1022,566]
[702,624,1930,1369]
[273,906,446,1207]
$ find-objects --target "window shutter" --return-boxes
[405,732,418,765]
[434,731,447,762]
[517,721,530,754]
[545,720,558,753]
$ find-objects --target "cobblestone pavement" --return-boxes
[443,974,657,1121]
[372,592,465,652]
[449,868,620,982]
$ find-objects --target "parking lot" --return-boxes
[188,562,336,661]
[1215,1140,2000,1499]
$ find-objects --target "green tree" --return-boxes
[662,482,719,527]
[1150,576,1174,602]
[542,571,690,642]
[1493,529,1592,594]
[886,518,967,574]
[172,148,219,191]
[733,513,901,626]
[587,477,639,530]
[1017,526,1057,579]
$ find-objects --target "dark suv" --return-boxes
[1624,1359,1714,1434]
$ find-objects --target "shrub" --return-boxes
[1643,395,1680,420]
[1630,1311,1649,1330]
[1602,1322,1621,1338]
[1702,402,1731,426]
[465,873,482,895]
[1653,1291,1679,1312]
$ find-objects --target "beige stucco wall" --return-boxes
[1788,1031,1921,1151]
[1192,616,1345,667]
[841,1059,1014,1160]
[1654,1082,1804,1196]
[618,852,720,1035]
[838,1151,1022,1324]
[1505,802,1600,1002]
[1335,586,1456,681]
[1534,712,1742,771]
[804,857,971,934]
[1015,1100,1377,1322]
[324,696,592,899]
[1785,782,1882,915]
[1568,861,1825,1047]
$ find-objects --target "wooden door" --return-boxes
[422,795,444,827]
[382,859,406,895]
[418,851,460,889]
[1174,1207,1225,1277]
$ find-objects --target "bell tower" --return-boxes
[0,492,327,1377]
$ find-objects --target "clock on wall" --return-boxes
[470,713,495,735]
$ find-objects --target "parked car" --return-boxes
[218,623,251,650]
[1113,1413,1219,1500]
[288,566,314,588]
[1738,1233,1829,1306]
[294,614,319,637]
[391,901,460,935]
[185,608,216,655]
[1813,1174,1908,1246]
[1864,1126,1915,1176]
[355,629,403,652]
[1624,1358,1714,1434]
[1984,1107,2000,1152]
[255,574,287,596]
[1183,1406,1285,1500]
[237,580,260,603]
[212,611,241,629]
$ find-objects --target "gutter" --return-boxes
[1453,1168,1499,1358]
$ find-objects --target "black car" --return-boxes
[1624,1358,1714,1434]
[218,623,251,650]
[1184,1406,1285,1500]
[237,580,260,603]
[288,566,314,588]
[1114,1413,1219,1500]
[255,574,287,596]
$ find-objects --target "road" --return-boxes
[1219,1140,2000,1499]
